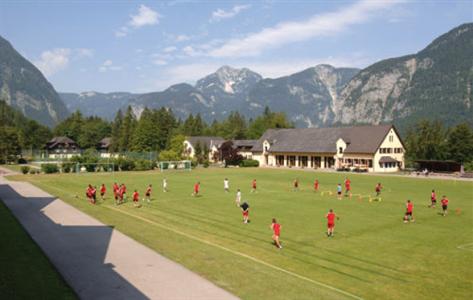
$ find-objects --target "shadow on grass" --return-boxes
[0,184,148,300]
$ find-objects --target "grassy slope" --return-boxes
[0,200,77,300]
[9,169,473,300]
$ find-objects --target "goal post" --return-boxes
[159,160,192,172]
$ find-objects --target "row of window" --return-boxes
[342,158,373,168]
[379,147,403,154]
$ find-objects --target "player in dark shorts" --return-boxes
[240,202,250,224]
[326,209,339,237]
[132,190,140,207]
[404,200,414,223]
[375,183,382,197]
[293,178,299,191]
[344,178,351,197]
[251,179,257,193]
[145,184,152,202]
[429,190,437,208]
[100,184,106,200]
[441,195,449,216]
[337,184,342,200]
[86,184,93,203]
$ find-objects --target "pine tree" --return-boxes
[119,106,136,151]
[447,123,473,163]
[110,110,123,152]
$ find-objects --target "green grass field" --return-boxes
[0,199,77,300]
[9,168,473,300]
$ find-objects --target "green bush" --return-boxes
[20,166,30,174]
[160,162,169,170]
[41,163,59,174]
[17,158,28,164]
[190,159,198,168]
[240,159,259,167]
[117,157,135,171]
[29,168,38,175]
[61,162,75,173]
[203,160,210,168]
[464,161,473,172]
[135,159,153,171]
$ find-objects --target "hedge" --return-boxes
[240,159,259,167]
[41,163,59,174]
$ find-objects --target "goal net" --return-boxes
[159,160,192,172]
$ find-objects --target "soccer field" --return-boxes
[9,168,473,300]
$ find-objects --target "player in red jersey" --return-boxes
[91,186,97,204]
[344,178,351,197]
[314,179,319,192]
[375,183,382,197]
[100,184,106,201]
[251,179,257,193]
[429,189,437,208]
[113,182,119,204]
[404,200,415,223]
[193,182,200,197]
[441,195,449,216]
[240,202,250,224]
[132,190,140,207]
[121,183,127,201]
[270,218,282,249]
[326,209,339,237]
[86,184,93,203]
[145,184,152,203]
[293,178,299,191]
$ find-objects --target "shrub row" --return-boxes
[239,159,259,167]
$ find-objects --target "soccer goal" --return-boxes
[159,160,192,172]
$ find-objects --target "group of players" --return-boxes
[84,175,451,250]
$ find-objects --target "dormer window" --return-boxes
[264,146,268,152]
[339,147,343,154]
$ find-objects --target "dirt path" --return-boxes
[0,168,238,300]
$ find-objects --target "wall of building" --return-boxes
[373,128,405,172]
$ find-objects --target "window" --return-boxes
[389,135,394,142]
[368,160,373,168]
[339,147,343,154]
[264,146,268,152]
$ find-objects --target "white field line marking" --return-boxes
[457,242,473,251]
[104,204,364,300]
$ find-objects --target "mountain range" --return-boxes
[1,23,472,130]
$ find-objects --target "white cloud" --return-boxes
[211,4,251,22]
[182,46,202,57]
[163,46,177,53]
[76,48,94,58]
[153,59,168,66]
[34,48,71,77]
[115,5,160,38]
[175,34,190,42]
[99,59,123,72]
[208,0,403,57]
[129,5,160,28]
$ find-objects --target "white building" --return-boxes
[183,136,225,162]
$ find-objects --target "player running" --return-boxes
[235,189,242,207]
[314,179,319,192]
[344,178,351,197]
[132,190,140,207]
[121,183,127,201]
[375,183,382,197]
[441,195,449,216]
[86,184,94,204]
[113,182,119,204]
[326,209,339,237]
[163,178,168,192]
[224,178,230,193]
[270,218,282,249]
[100,184,106,201]
[241,202,250,224]
[193,182,200,197]
[251,179,257,193]
[293,178,299,191]
[337,184,342,200]
[404,200,415,223]
[429,189,437,208]
[145,184,152,203]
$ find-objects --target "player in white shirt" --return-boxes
[235,188,241,207]
[162,178,168,192]
[224,178,230,193]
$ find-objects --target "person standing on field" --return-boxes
[344,178,351,197]
[193,181,200,197]
[314,179,319,192]
[429,189,437,208]
[224,178,230,193]
[251,179,257,193]
[132,190,140,207]
[326,209,339,237]
[404,200,415,223]
[145,184,152,202]
[163,178,168,192]
[441,195,449,216]
[100,183,106,201]
[235,188,242,207]
[375,183,382,197]
[270,218,282,249]
[240,202,250,224]
[337,184,342,200]
[293,178,299,191]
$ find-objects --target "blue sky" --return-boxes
[1,0,471,93]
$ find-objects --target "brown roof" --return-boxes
[98,137,111,149]
[379,156,399,163]
[46,136,79,150]
[252,125,395,154]
[186,136,225,149]
[233,140,257,148]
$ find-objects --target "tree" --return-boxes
[168,134,185,158]
[78,116,111,149]
[110,110,123,152]
[54,110,84,142]
[131,108,159,151]
[247,107,293,139]
[0,127,21,163]
[119,106,136,151]
[447,123,473,163]
[405,120,448,161]
[219,141,243,166]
